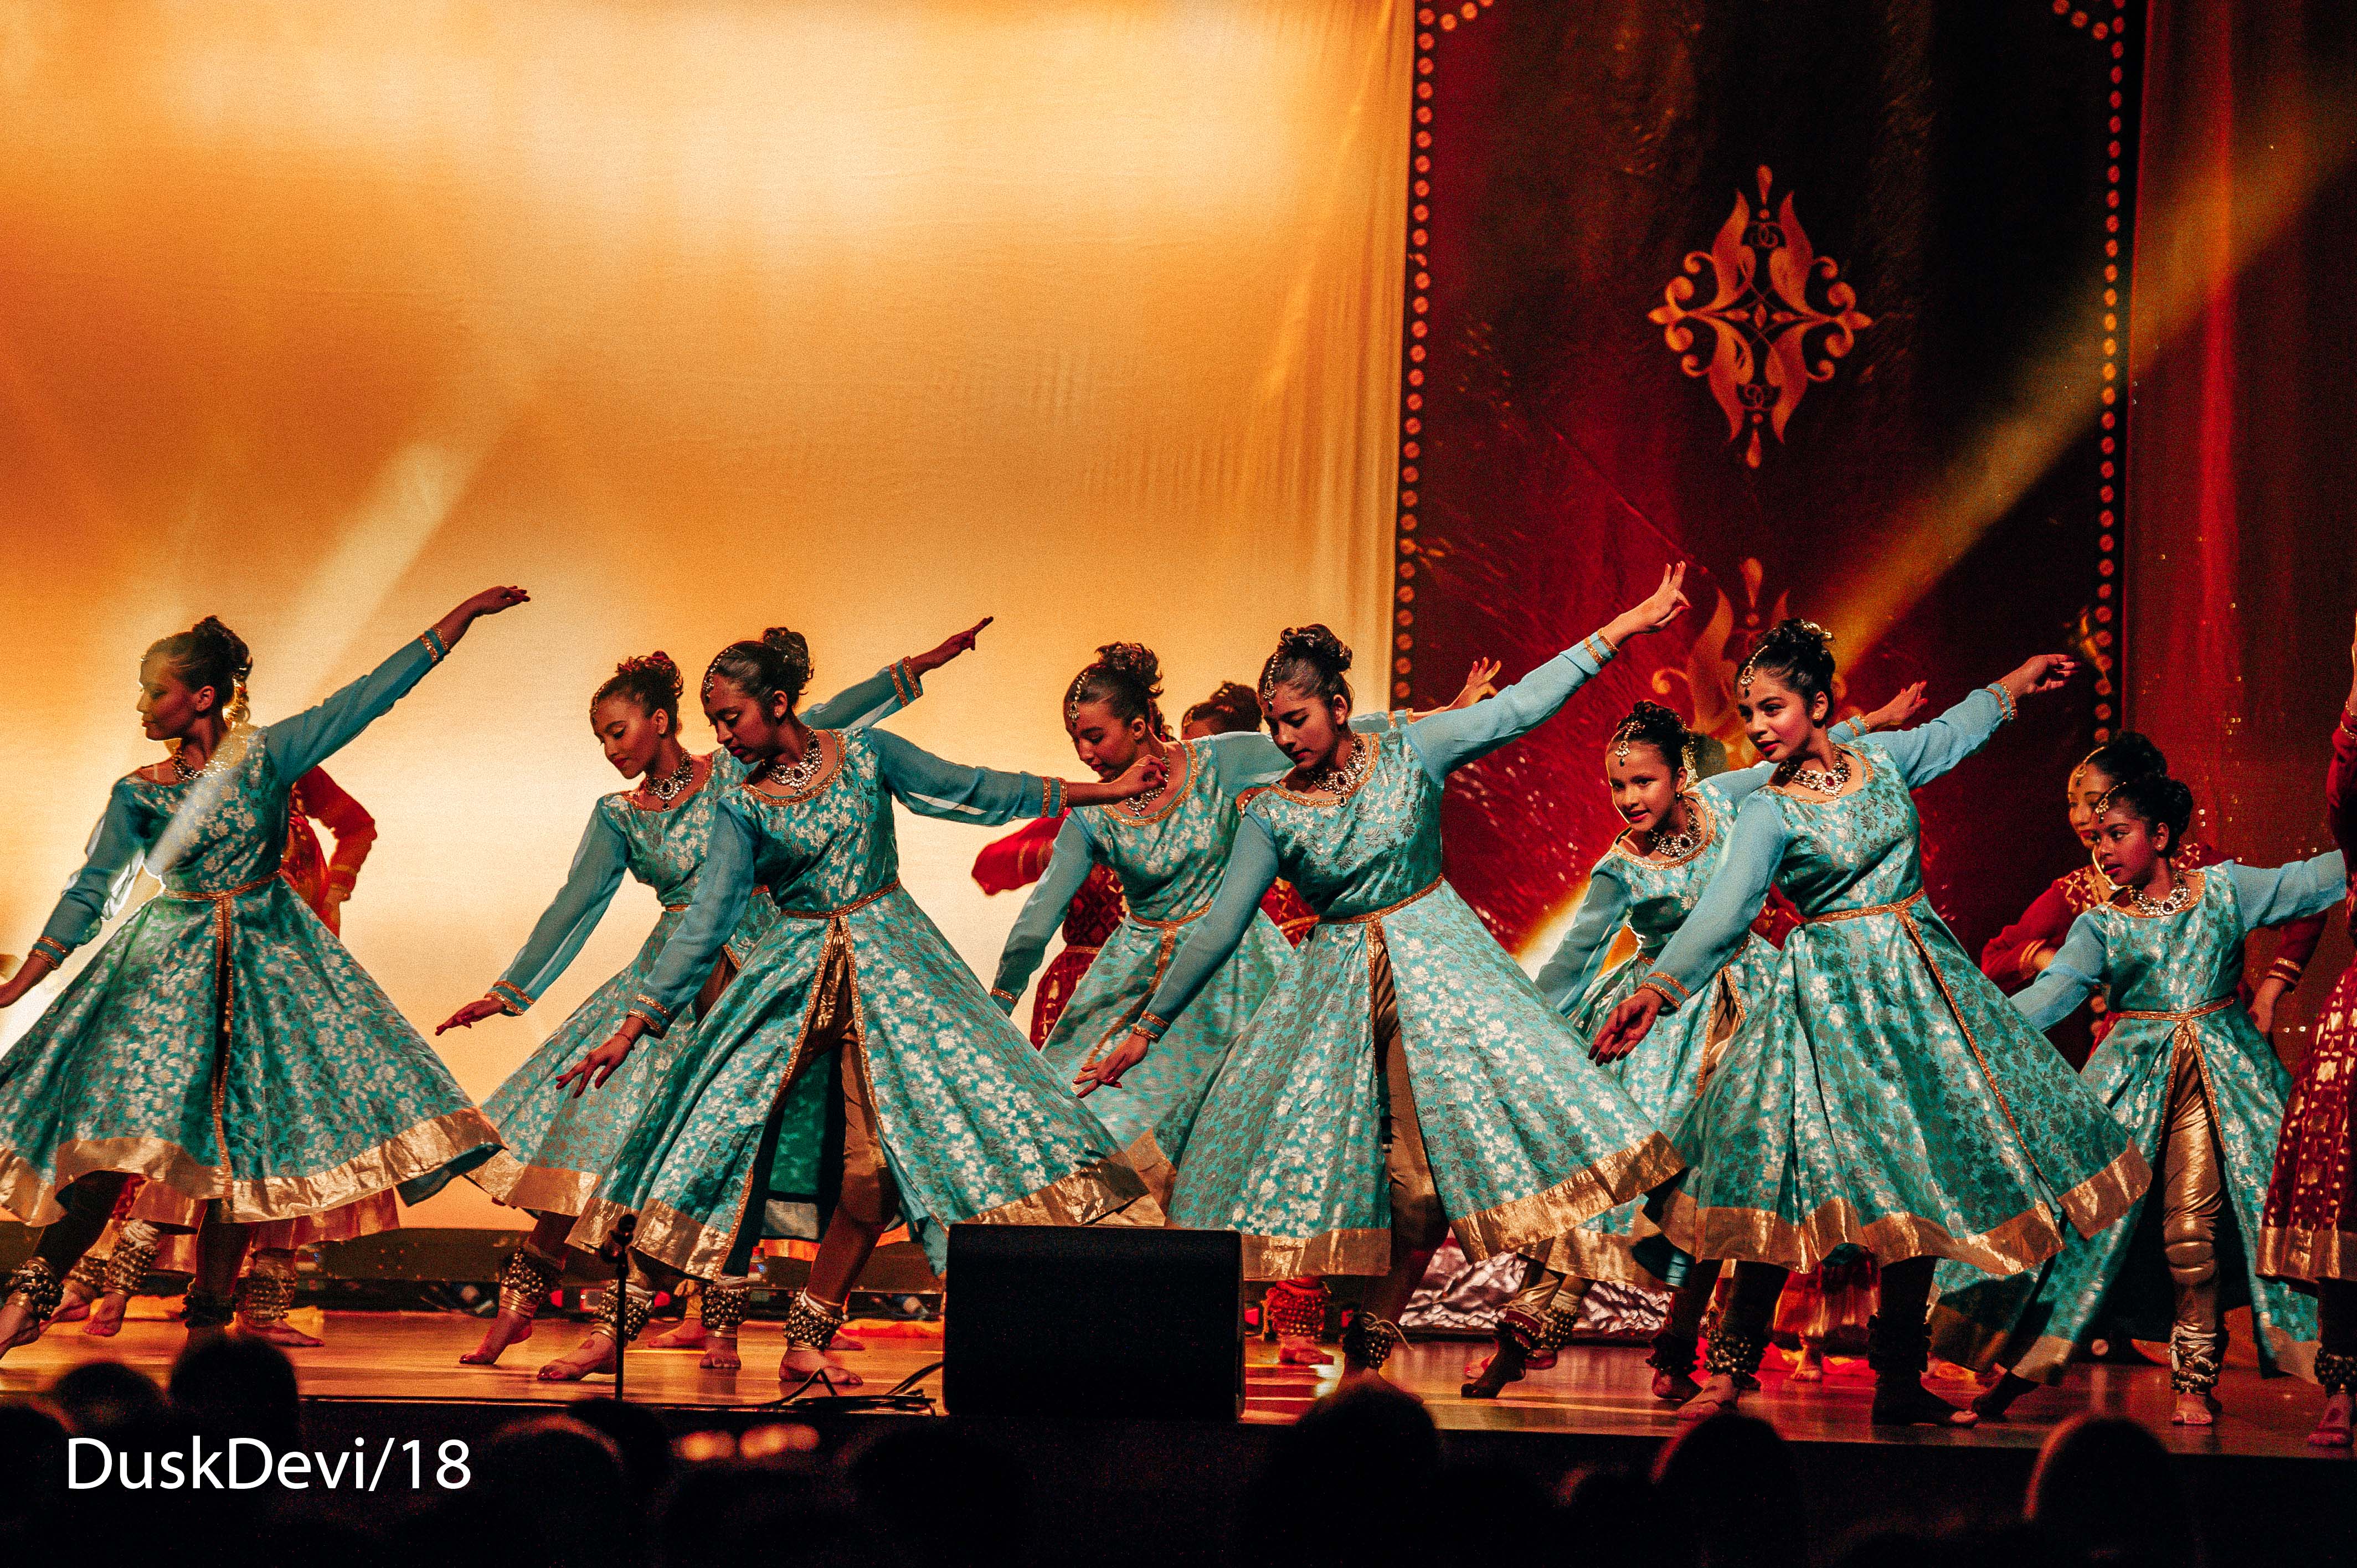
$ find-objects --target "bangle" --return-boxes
[1640,972,1691,1009]
[2338,708,2357,741]
[990,987,1018,1005]
[1579,631,1617,666]
[1982,681,2018,724]
[1134,1011,1172,1042]
[491,980,534,1015]
[29,936,70,966]
[2266,958,2305,988]
[626,994,673,1036]
[420,627,450,664]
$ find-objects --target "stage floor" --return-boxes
[0,1309,2341,1462]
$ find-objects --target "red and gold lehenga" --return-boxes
[65,766,396,1336]
[2260,709,2357,1420]
[972,813,1125,1046]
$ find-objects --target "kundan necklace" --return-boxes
[2129,876,2194,916]
[765,736,825,794]
[1116,746,1174,818]
[1785,751,1851,795]
[1646,797,1701,860]
[1306,736,1371,796]
[645,754,695,803]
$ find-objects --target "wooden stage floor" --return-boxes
[1,1308,2343,1462]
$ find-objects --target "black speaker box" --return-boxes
[943,1224,1242,1420]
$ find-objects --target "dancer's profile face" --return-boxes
[1605,744,1684,834]
[591,694,671,781]
[2091,803,2168,889]
[1735,672,1826,763]
[1066,698,1149,780]
[136,653,212,742]
[1264,682,1349,771]
[2066,764,2117,848]
[703,677,789,764]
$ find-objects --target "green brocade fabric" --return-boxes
[0,636,497,1226]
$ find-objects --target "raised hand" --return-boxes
[1861,680,1929,734]
[1604,563,1691,646]
[2003,654,2078,700]
[1109,752,1167,800]
[555,1035,634,1098]
[437,996,510,1035]
[1449,657,1503,709]
[459,585,532,621]
[910,617,994,677]
[1075,1030,1150,1098]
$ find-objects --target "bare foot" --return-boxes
[1788,1345,1825,1383]
[1972,1371,2036,1422]
[2307,1390,2353,1448]
[1652,1368,1702,1403]
[240,1319,325,1348]
[645,1317,707,1350]
[81,1292,130,1339]
[699,1334,742,1372]
[1279,1335,1334,1366]
[1872,1377,1978,1427]
[459,1311,536,1366]
[52,1287,94,1324]
[1677,1373,1743,1421]
[1462,1334,1530,1400]
[835,1332,866,1352]
[779,1345,862,1388]
[0,1301,40,1358]
[2171,1390,2219,1427]
[537,1333,617,1381]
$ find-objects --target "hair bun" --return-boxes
[614,651,684,703]
[1094,642,1164,694]
[2084,730,2167,785]
[191,616,254,684]
[1275,625,1350,673]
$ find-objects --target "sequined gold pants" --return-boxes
[2159,1039,2227,1391]
[1373,942,1448,1258]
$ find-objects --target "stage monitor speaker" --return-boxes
[943,1224,1242,1420]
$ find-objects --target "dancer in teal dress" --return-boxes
[540,627,1166,1384]
[1933,772,2337,1426]
[1085,566,1696,1379]
[988,645,1443,1205]
[1462,688,1925,1397]
[1594,620,2146,1426]
[429,627,981,1370]
[0,589,528,1355]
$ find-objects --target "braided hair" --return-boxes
[702,627,812,713]
[1259,626,1352,714]
[595,651,683,731]
[1064,642,1169,739]
[2098,772,2195,856]
[146,616,253,720]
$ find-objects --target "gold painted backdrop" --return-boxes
[0,1,1407,1225]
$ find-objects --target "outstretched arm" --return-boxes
[1402,565,1690,781]
[438,805,630,1032]
[2011,911,2108,1033]
[264,586,531,781]
[0,781,156,1006]
[870,730,1162,823]
[1534,861,1632,1015]
[1869,657,2076,791]
[1074,817,1282,1096]
[800,616,991,729]
[988,816,1099,1012]
[2224,852,2349,931]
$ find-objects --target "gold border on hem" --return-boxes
[970,1153,1154,1230]
[1659,1185,2072,1277]
[2256,1224,2357,1285]
[1450,1133,1685,1262]
[1238,1227,1393,1280]
[469,1151,600,1217]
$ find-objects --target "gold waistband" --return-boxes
[774,878,901,921]
[1128,902,1211,931]
[1319,876,1444,926]
[1802,888,1926,924]
[2108,997,2237,1024]
[162,874,279,902]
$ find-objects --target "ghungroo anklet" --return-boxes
[5,1258,65,1324]
[1705,1322,1769,1379]
[783,1288,848,1352]
[65,1251,110,1296]
[595,1283,654,1347]
[1341,1312,1406,1371]
[1262,1278,1330,1341]
[699,1278,749,1338]
[104,1226,161,1298]
[2169,1322,2225,1394]
[496,1247,564,1319]
[2314,1348,2357,1396]
[235,1269,295,1327]
[1648,1328,1699,1380]
[1497,1304,1546,1354]
[1538,1304,1581,1353]
[181,1289,236,1330]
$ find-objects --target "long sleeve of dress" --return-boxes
[802,662,922,731]
[989,815,1099,1010]
[30,781,157,964]
[1401,632,1617,781]
[870,731,1058,824]
[1130,817,1284,1036]
[296,766,378,899]
[971,814,1064,895]
[2013,912,2109,1032]
[1536,860,1633,1013]
[488,806,631,1014]
[2223,853,2350,930]
[623,798,759,1036]
[1859,685,2012,790]
[1982,882,2076,991]
[262,632,448,783]
[1641,795,1795,1012]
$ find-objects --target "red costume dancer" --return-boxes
[972,814,1125,1046]
[2259,632,2357,1447]
[56,764,396,1344]
[1982,734,2322,1059]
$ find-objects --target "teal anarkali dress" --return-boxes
[987,715,1398,1195]
[0,631,498,1226]
[1637,688,2150,1277]
[570,727,1154,1278]
[434,664,922,1219]
[1531,738,1865,1283]
[1930,853,2342,1384]
[1136,632,1683,1280]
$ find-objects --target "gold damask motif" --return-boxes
[1650,166,1873,467]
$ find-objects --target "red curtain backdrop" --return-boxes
[2129,2,2357,1051]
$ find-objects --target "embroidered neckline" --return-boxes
[1768,745,1874,803]
[1263,731,1384,808]
[138,722,255,787]
[742,729,846,804]
[1613,790,1716,868]
[2109,866,2207,919]
[1098,739,1196,828]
